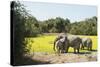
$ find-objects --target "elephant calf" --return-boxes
[81,38,92,51]
[54,36,68,54]
[53,33,68,54]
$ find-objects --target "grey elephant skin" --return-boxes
[53,33,68,54]
[81,38,92,51]
[54,34,82,54]
[66,35,82,53]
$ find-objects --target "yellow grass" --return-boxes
[25,35,97,54]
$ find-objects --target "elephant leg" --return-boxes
[61,49,64,53]
[74,48,76,54]
[83,46,84,50]
[62,45,65,53]
[89,44,92,51]
[90,46,92,51]
[81,46,83,49]
[59,48,61,53]
[77,48,79,53]
[56,47,60,56]
[81,45,84,50]
[87,46,90,51]
[82,44,85,50]
[58,49,60,56]
[65,47,69,53]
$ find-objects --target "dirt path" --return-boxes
[25,52,97,64]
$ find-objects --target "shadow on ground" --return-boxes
[68,49,97,55]
[13,56,50,66]
[90,49,97,52]
[81,49,97,52]
[65,52,91,54]
[78,52,91,54]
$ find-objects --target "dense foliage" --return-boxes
[39,16,97,35]
[69,16,97,35]
[11,1,38,65]
[40,17,70,33]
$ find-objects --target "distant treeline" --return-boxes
[69,17,97,35]
[25,15,97,36]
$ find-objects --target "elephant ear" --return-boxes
[60,37,65,43]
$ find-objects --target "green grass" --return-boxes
[25,34,97,54]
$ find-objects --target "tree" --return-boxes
[25,15,41,37]
[11,1,26,65]
[69,16,97,35]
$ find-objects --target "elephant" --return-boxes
[54,37,67,55]
[53,33,68,54]
[66,35,82,53]
[54,33,82,54]
[81,38,92,51]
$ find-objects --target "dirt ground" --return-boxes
[25,51,97,64]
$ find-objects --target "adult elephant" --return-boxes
[81,38,92,51]
[66,35,82,53]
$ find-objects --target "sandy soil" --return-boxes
[25,52,97,64]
